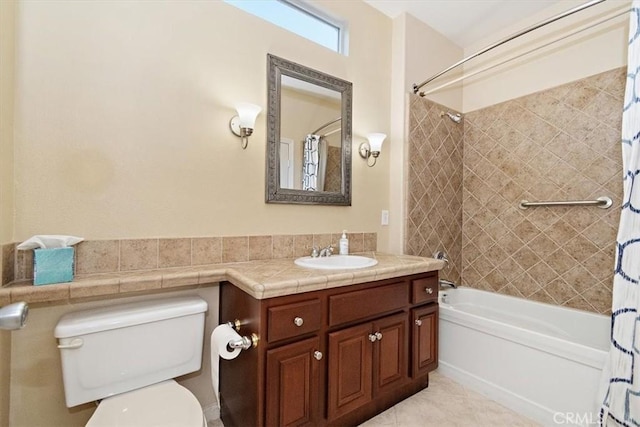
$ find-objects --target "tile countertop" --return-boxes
[0,252,445,306]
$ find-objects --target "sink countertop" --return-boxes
[0,252,444,305]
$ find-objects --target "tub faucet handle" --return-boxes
[433,251,449,269]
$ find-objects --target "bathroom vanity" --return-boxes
[219,270,439,427]
[0,248,441,427]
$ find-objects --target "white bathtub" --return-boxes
[438,287,609,426]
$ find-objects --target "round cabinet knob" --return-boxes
[375,332,383,341]
[415,319,423,326]
[313,351,323,361]
[368,333,378,342]
[293,317,304,327]
[425,287,433,294]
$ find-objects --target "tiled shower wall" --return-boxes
[407,67,625,314]
[406,97,464,284]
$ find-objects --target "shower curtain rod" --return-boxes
[412,0,606,96]
[311,117,341,135]
[420,7,629,96]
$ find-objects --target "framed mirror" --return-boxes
[266,54,352,205]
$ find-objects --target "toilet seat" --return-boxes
[86,380,205,427]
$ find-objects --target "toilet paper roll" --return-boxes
[211,323,243,407]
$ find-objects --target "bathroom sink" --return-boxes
[294,255,378,270]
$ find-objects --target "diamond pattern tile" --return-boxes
[406,97,463,284]
[407,67,625,314]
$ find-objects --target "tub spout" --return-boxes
[439,279,458,289]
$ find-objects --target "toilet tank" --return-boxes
[54,296,208,407]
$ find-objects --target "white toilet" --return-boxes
[54,296,209,427]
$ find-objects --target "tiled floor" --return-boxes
[360,371,541,427]
[209,370,540,427]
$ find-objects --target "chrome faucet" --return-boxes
[319,245,334,257]
[439,279,457,289]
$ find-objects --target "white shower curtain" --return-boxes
[599,3,640,426]
[302,134,327,191]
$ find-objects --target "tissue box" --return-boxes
[34,247,74,285]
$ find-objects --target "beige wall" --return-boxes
[0,0,16,424]
[5,1,392,425]
[404,14,464,112]
[462,0,630,112]
[12,0,392,249]
[0,0,15,247]
[388,13,463,253]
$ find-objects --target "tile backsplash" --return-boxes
[407,67,625,314]
[2,232,377,284]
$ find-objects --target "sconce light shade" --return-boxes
[359,133,387,167]
[230,102,261,149]
[367,133,386,152]
[235,102,262,129]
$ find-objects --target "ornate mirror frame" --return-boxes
[265,54,352,205]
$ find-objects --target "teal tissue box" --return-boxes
[34,247,74,285]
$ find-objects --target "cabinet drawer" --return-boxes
[329,282,409,326]
[412,274,438,304]
[268,299,322,343]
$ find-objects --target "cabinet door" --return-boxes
[373,312,409,395]
[266,337,321,427]
[412,304,438,377]
[327,322,373,420]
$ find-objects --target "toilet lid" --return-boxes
[86,380,204,427]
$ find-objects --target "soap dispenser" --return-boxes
[339,231,349,255]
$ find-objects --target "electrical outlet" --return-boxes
[381,210,389,225]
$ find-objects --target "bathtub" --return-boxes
[438,287,609,426]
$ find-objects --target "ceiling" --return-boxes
[364,0,566,48]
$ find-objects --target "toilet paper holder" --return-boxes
[225,320,259,350]
[227,319,242,332]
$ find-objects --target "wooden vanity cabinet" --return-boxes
[411,274,439,377]
[219,271,439,427]
[412,304,438,377]
[266,336,322,426]
[327,312,409,421]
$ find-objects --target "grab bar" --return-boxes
[519,196,612,210]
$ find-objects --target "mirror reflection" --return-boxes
[279,76,342,192]
[266,54,352,206]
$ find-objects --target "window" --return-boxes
[225,0,347,54]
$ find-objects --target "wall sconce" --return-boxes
[229,102,262,149]
[359,133,386,167]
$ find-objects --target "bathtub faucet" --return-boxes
[439,279,458,289]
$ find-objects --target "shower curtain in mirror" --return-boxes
[302,134,327,191]
[599,4,640,426]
